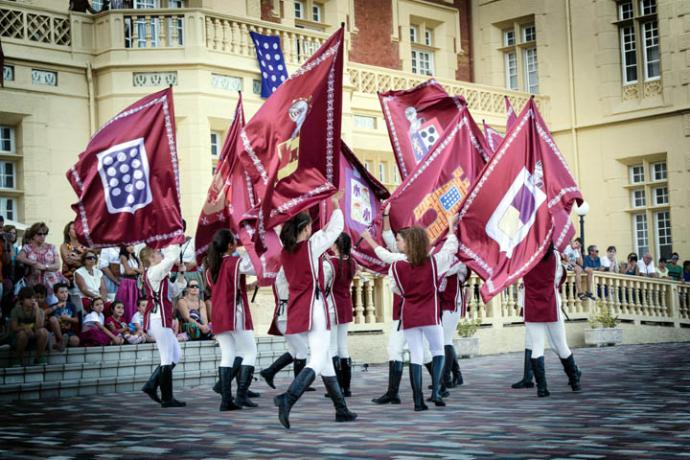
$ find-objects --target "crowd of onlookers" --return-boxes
[0,218,213,367]
[561,237,690,300]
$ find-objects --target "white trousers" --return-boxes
[388,320,432,363]
[329,323,350,358]
[404,325,444,365]
[441,310,461,345]
[215,329,257,367]
[525,309,571,359]
[277,319,309,360]
[304,298,335,377]
[148,318,181,366]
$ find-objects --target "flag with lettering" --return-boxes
[456,98,583,302]
[250,32,289,98]
[379,79,463,180]
[483,120,503,155]
[384,102,489,247]
[67,88,184,249]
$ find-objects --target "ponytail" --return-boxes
[280,212,312,253]
[334,232,352,276]
[207,229,236,283]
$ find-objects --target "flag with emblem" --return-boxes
[483,120,504,155]
[67,87,184,249]
[383,103,488,247]
[379,80,464,180]
[456,98,583,302]
[250,32,289,98]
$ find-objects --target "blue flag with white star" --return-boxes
[249,31,288,98]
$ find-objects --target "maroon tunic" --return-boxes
[523,250,565,323]
[143,272,174,331]
[281,241,330,334]
[206,255,252,333]
[328,255,355,325]
[440,274,466,316]
[391,257,440,329]
[267,284,285,336]
[392,294,402,321]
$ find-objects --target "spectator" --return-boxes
[98,247,121,302]
[59,221,86,311]
[69,0,99,14]
[106,300,143,344]
[562,238,586,300]
[10,287,48,366]
[45,282,80,350]
[582,245,601,299]
[600,246,619,273]
[33,284,49,312]
[657,258,669,279]
[667,253,682,281]
[683,261,690,282]
[16,222,63,304]
[130,298,154,343]
[117,245,142,322]
[176,282,211,340]
[74,250,108,310]
[174,220,204,289]
[622,253,641,276]
[81,297,123,346]
[1,224,20,327]
[637,252,658,278]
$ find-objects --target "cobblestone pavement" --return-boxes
[1,343,689,459]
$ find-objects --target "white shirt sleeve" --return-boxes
[432,234,459,276]
[147,245,181,290]
[388,264,402,296]
[382,230,398,252]
[181,239,196,263]
[446,258,468,282]
[374,246,407,265]
[275,267,289,300]
[238,252,256,276]
[170,273,187,298]
[309,209,344,260]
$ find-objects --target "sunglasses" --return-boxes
[85,255,97,260]
[37,232,49,236]
[189,285,199,288]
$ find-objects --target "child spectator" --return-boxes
[106,300,143,344]
[10,287,49,366]
[600,246,619,273]
[623,253,641,276]
[131,298,154,343]
[562,238,586,300]
[45,282,80,351]
[81,297,124,346]
[667,253,682,281]
[657,258,669,279]
[33,284,49,311]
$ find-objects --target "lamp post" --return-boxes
[574,201,590,249]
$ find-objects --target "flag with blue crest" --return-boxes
[249,31,289,98]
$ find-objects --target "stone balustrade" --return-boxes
[0,1,71,47]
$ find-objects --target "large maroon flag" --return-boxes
[194,94,245,264]
[239,26,344,234]
[379,79,463,180]
[457,98,583,302]
[483,120,503,155]
[505,96,517,131]
[385,102,489,247]
[67,88,184,249]
[323,143,390,274]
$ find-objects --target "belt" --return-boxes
[278,299,288,316]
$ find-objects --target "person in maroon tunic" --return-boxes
[274,193,357,429]
[438,261,468,394]
[205,229,258,411]
[521,247,582,397]
[326,233,357,397]
[362,214,459,411]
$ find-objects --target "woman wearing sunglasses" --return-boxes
[74,251,108,311]
[17,222,64,304]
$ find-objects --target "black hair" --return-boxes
[334,232,352,276]
[120,245,140,265]
[53,282,70,294]
[207,229,236,283]
[607,246,616,253]
[137,297,148,306]
[280,212,312,254]
[18,286,35,301]
[33,284,47,296]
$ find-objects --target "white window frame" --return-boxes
[134,0,158,8]
[410,25,419,44]
[640,0,656,16]
[210,131,222,157]
[168,0,185,7]
[642,21,660,81]
[654,210,671,257]
[0,161,16,190]
[411,48,434,76]
[91,0,104,10]
[353,115,376,130]
[312,3,322,22]
[0,126,15,154]
[633,213,649,256]
[503,29,515,47]
[392,167,399,185]
[0,197,16,221]
[620,25,638,84]
[619,1,634,20]
[504,51,518,90]
[523,47,538,93]
[424,29,433,46]
[629,164,645,183]
[364,161,372,172]
[631,189,646,208]
[651,161,667,181]
[522,24,536,42]
[652,186,668,206]
[294,1,305,19]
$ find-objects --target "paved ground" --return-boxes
[1,343,689,459]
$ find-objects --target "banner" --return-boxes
[483,120,503,155]
[457,98,583,302]
[379,79,463,180]
[385,103,489,247]
[249,32,289,98]
[67,88,184,249]
[505,96,517,131]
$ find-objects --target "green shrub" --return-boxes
[456,318,482,337]
[588,304,619,329]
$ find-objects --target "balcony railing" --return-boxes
[0,1,71,47]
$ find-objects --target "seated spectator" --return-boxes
[98,247,121,302]
[117,245,142,322]
[637,252,658,278]
[45,282,80,350]
[10,287,48,366]
[582,245,601,299]
[75,250,108,310]
[59,221,86,311]
[622,253,641,276]
[562,237,586,300]
[106,300,143,344]
[81,297,123,346]
[16,222,62,305]
[683,261,690,282]
[176,282,211,340]
[657,258,670,279]
[130,298,154,343]
[667,253,682,281]
[600,246,619,273]
[33,284,49,311]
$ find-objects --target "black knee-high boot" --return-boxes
[274,367,316,429]
[294,358,316,391]
[340,357,352,397]
[429,355,446,407]
[372,360,403,404]
[560,354,582,391]
[142,365,162,403]
[451,358,464,386]
[531,356,550,397]
[232,356,260,398]
[409,363,428,411]
[160,364,186,407]
[219,366,241,411]
[512,349,535,389]
[440,345,455,396]
[325,356,342,398]
[260,352,294,389]
[235,365,258,408]
[323,374,357,422]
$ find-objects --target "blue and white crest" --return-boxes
[439,186,462,212]
[97,138,152,214]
